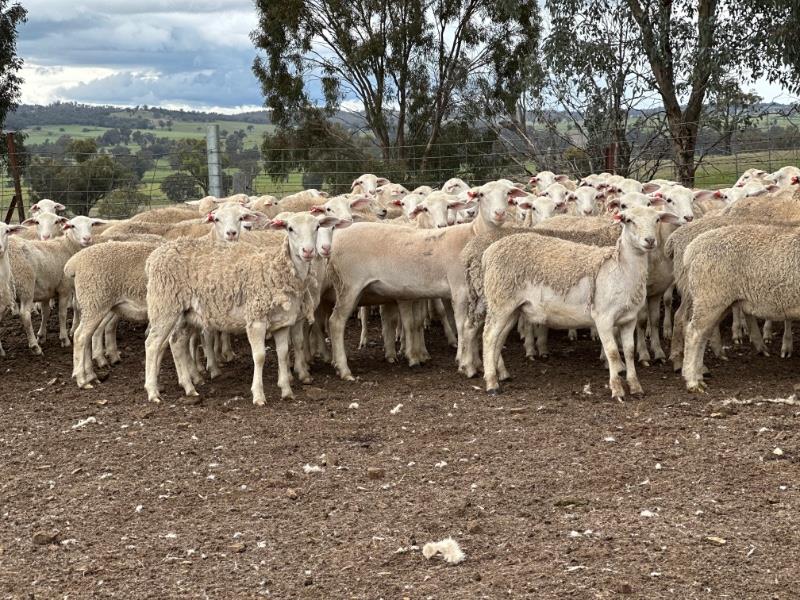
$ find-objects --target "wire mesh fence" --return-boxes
[1,120,799,220]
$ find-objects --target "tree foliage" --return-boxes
[252,0,542,172]
[0,1,26,130]
[161,172,201,203]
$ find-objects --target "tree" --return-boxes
[67,137,98,162]
[702,78,763,156]
[169,138,210,193]
[27,154,136,215]
[251,0,541,171]
[623,0,798,185]
[161,172,201,203]
[94,188,148,219]
[0,1,26,130]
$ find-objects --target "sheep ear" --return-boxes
[91,219,108,227]
[606,199,621,210]
[350,179,360,189]
[317,191,329,198]
[766,184,780,192]
[317,216,340,228]
[184,200,200,206]
[391,199,404,206]
[612,211,623,223]
[62,221,75,230]
[30,204,40,213]
[205,212,215,223]
[7,224,26,235]
[447,199,475,211]
[349,196,372,210]
[659,212,681,225]
[693,189,715,200]
[515,199,533,210]
[310,205,326,214]
[334,219,354,229]
[269,219,287,230]
[649,195,666,206]
[22,218,38,226]
[554,174,569,183]
[54,202,66,211]
[641,182,660,194]
[376,177,390,186]
[508,188,528,199]
[240,211,264,223]
[409,205,426,218]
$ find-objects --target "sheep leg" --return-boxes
[453,289,479,378]
[595,317,626,400]
[433,299,458,347]
[398,301,421,366]
[69,296,80,337]
[245,321,269,406]
[91,313,111,367]
[621,320,643,396]
[682,300,728,392]
[482,307,517,393]
[203,330,222,379]
[104,314,122,364]
[568,329,578,342]
[413,301,431,362]
[37,300,51,341]
[662,285,674,340]
[73,312,105,389]
[523,318,536,359]
[534,324,549,358]
[291,320,312,384]
[379,303,399,363]
[709,325,725,358]
[647,295,666,363]
[358,307,369,349]
[144,315,180,403]
[746,314,769,356]
[781,320,793,358]
[731,304,745,344]
[763,320,774,344]
[18,300,42,355]
[670,296,690,371]
[273,326,294,400]
[169,327,199,397]
[220,332,236,363]
[330,289,358,381]
[59,292,73,345]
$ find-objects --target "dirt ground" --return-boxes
[0,314,798,599]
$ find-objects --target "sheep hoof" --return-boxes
[149,395,162,404]
[80,382,94,390]
[640,360,650,367]
[30,344,42,356]
[341,374,355,382]
[612,395,625,402]
[300,375,313,384]
[629,385,644,397]
[758,350,771,358]
[386,356,396,364]
[539,353,549,360]
[487,387,501,396]
[654,356,666,365]
[60,338,71,348]
[781,351,792,359]
[252,397,266,407]
[281,391,295,401]
[687,382,707,393]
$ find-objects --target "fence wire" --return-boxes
[1,120,799,219]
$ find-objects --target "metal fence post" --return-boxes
[4,131,25,224]
[206,125,223,197]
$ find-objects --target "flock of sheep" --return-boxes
[0,164,798,404]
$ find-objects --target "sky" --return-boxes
[14,1,799,114]
[17,0,265,113]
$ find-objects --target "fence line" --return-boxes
[1,121,799,219]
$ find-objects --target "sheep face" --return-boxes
[22,212,68,241]
[62,216,108,247]
[312,194,374,220]
[270,213,338,263]
[0,222,26,254]
[616,206,680,251]
[351,174,390,195]
[395,193,426,218]
[607,192,652,214]
[442,178,469,195]
[316,216,352,258]
[411,192,473,228]
[569,187,602,216]
[515,193,566,224]
[30,199,65,214]
[207,204,263,242]
[651,185,696,224]
[467,180,526,226]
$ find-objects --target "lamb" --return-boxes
[734,168,770,187]
[10,216,106,348]
[566,187,604,217]
[324,180,522,380]
[30,199,65,214]
[479,206,680,398]
[143,212,338,405]
[374,183,409,219]
[351,174,390,195]
[681,224,800,392]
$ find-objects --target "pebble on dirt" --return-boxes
[32,531,60,546]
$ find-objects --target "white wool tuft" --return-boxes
[422,537,465,564]
[303,464,325,474]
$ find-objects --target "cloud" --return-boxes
[17,1,263,110]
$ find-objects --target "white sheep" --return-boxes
[143,212,338,405]
[0,222,32,355]
[765,166,800,188]
[30,199,66,214]
[479,206,680,399]
[20,212,68,240]
[681,223,800,392]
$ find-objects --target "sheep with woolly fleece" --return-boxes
[144,212,339,404]
[412,185,434,196]
[681,223,800,392]
[373,183,408,219]
[479,206,680,398]
[566,186,605,217]
[128,206,199,224]
[734,168,770,187]
[10,216,106,348]
[351,173,390,195]
[0,222,34,356]
[324,180,522,380]
[514,185,569,226]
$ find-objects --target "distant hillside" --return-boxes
[5,102,272,130]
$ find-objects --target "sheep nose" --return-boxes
[301,247,315,259]
[41,234,50,240]
[321,244,331,253]
[494,209,506,218]
[644,237,656,248]
[437,223,447,228]
[82,236,93,245]
[684,215,693,222]
[225,230,238,239]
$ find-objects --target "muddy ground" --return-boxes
[0,315,798,599]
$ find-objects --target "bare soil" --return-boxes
[0,316,798,599]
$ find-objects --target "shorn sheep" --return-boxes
[143,212,339,405]
[0,222,29,356]
[479,206,679,399]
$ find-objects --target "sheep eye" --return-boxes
[288,227,294,233]
[667,198,672,203]
[326,207,332,212]
[621,204,627,209]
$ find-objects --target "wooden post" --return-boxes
[604,143,617,174]
[4,131,25,224]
